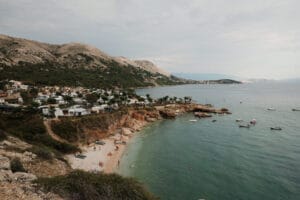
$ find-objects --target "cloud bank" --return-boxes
[1,0,300,79]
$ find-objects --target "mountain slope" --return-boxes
[0,34,182,88]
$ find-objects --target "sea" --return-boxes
[118,82,300,200]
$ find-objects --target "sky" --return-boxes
[1,0,300,79]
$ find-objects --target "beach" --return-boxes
[66,128,138,174]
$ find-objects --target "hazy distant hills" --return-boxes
[0,34,182,88]
[173,73,238,81]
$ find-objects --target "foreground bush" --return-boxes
[36,170,158,200]
[0,111,79,154]
[0,129,7,141]
[10,157,26,173]
[29,145,53,160]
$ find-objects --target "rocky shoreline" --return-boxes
[0,103,230,199]
[66,103,231,174]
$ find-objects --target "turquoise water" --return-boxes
[118,83,300,200]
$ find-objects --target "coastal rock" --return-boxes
[194,112,213,118]
[0,170,13,182]
[0,155,10,170]
[11,172,37,183]
[121,128,132,136]
[159,110,176,119]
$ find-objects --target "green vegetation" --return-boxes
[51,111,126,142]
[28,145,53,160]
[51,119,82,143]
[0,129,7,141]
[0,108,79,155]
[36,170,158,200]
[10,157,26,173]
[0,60,182,88]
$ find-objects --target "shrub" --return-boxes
[51,120,79,142]
[0,111,79,154]
[29,145,53,160]
[36,170,158,200]
[0,129,7,141]
[10,157,26,173]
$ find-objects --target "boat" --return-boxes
[267,108,276,111]
[292,109,300,111]
[189,119,197,122]
[250,119,257,125]
[75,154,86,159]
[212,119,217,122]
[95,140,105,145]
[236,119,243,122]
[239,124,250,128]
[270,127,282,131]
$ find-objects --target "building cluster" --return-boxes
[0,80,152,118]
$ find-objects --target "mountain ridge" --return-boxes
[0,34,183,88]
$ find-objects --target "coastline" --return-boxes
[66,120,151,174]
[65,103,231,174]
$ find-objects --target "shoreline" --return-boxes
[66,121,151,174]
[65,103,231,173]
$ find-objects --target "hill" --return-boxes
[0,34,184,88]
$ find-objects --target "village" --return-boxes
[0,80,193,118]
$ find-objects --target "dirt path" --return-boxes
[44,119,68,143]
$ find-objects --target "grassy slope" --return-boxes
[36,170,158,200]
[0,60,182,88]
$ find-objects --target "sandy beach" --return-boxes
[66,130,133,174]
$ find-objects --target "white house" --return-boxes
[68,106,90,116]
[91,104,109,113]
[54,108,64,118]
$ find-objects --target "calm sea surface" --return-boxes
[118,82,300,200]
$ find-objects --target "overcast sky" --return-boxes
[1,0,300,79]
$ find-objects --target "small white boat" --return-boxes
[267,108,276,111]
[236,119,243,122]
[189,119,197,122]
[292,108,300,111]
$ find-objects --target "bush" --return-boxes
[36,170,158,200]
[0,129,7,141]
[51,120,79,142]
[0,111,79,154]
[29,145,53,160]
[10,157,26,173]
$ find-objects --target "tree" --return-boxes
[47,98,56,104]
[85,93,99,104]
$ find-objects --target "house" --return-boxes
[73,98,85,105]
[91,104,109,113]
[54,96,66,105]
[36,93,49,102]
[39,105,64,118]
[54,108,64,118]
[4,93,23,104]
[68,106,90,116]
[0,90,7,97]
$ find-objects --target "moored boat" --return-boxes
[270,127,282,131]
[239,124,250,128]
